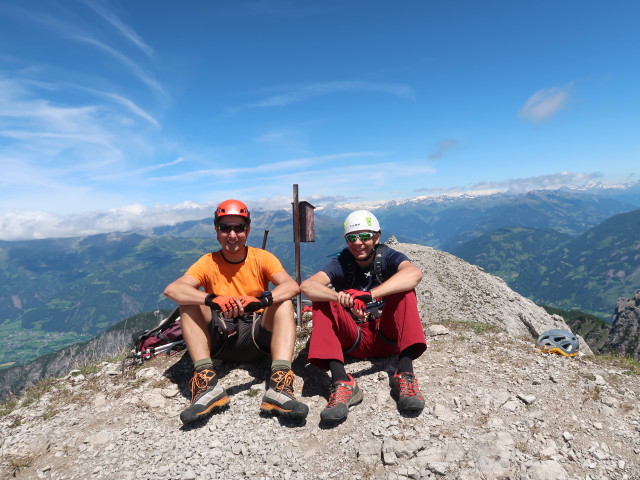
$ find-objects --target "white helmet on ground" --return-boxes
[343,210,381,234]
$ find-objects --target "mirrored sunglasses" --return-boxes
[345,232,374,243]
[217,223,247,233]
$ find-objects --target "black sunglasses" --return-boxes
[345,232,375,243]
[217,223,247,233]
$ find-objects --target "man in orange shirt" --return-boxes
[164,199,308,424]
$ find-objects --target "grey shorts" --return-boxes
[209,313,272,363]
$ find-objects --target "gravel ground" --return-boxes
[2,321,639,480]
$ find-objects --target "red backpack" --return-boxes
[122,308,185,371]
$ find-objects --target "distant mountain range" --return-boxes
[1,185,639,367]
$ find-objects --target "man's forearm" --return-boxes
[164,282,207,305]
[270,279,300,304]
[370,265,422,299]
[300,280,339,302]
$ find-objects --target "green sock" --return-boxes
[271,360,292,372]
[193,358,214,372]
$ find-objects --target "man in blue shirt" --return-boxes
[301,210,427,422]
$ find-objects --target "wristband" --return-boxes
[204,293,217,308]
[260,291,273,306]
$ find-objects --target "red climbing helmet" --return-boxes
[214,199,251,225]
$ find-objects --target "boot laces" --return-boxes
[327,381,352,407]
[189,369,216,401]
[271,369,295,397]
[396,373,419,397]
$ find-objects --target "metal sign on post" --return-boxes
[292,184,314,325]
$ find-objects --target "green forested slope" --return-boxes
[453,209,640,318]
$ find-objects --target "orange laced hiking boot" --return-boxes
[180,368,229,425]
[320,374,363,422]
[260,369,309,419]
[390,371,425,411]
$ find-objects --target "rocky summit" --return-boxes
[603,290,640,361]
[2,241,639,479]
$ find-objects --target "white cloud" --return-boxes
[0,170,617,241]
[0,74,167,208]
[0,202,214,240]
[231,81,414,112]
[518,84,573,122]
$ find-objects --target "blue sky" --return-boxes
[0,1,638,239]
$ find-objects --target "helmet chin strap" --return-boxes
[364,232,382,260]
[362,243,378,261]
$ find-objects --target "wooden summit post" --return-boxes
[292,184,315,325]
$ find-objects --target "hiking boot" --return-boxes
[320,374,363,422]
[390,371,425,411]
[180,368,229,424]
[260,369,309,419]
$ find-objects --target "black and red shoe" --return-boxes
[320,374,363,422]
[390,371,425,411]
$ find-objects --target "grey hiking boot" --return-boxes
[260,369,309,419]
[390,371,425,411]
[320,374,363,422]
[180,368,229,424]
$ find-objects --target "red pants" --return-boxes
[307,290,427,370]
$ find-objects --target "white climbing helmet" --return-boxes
[343,210,381,235]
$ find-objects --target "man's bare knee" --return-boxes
[179,304,211,324]
[262,300,294,331]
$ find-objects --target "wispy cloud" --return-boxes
[92,157,185,181]
[72,34,166,98]
[428,138,459,160]
[103,92,159,127]
[150,152,386,183]
[0,74,165,213]
[518,84,573,122]
[6,3,166,99]
[82,0,155,58]
[0,78,118,155]
[252,127,311,155]
[18,79,160,127]
[230,81,414,112]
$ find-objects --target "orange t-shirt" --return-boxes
[185,247,284,296]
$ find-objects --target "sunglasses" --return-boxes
[345,232,375,243]
[217,223,247,233]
